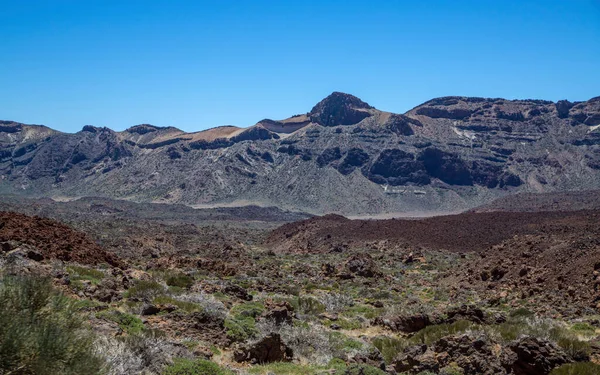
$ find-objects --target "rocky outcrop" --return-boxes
[391,334,572,375]
[337,148,370,175]
[233,333,293,364]
[0,211,124,268]
[416,106,473,120]
[368,149,430,186]
[340,253,380,278]
[509,337,572,375]
[261,300,295,325]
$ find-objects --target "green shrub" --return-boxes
[67,265,104,284]
[328,358,347,370]
[570,322,596,334]
[550,362,600,375]
[344,304,381,319]
[296,296,326,315]
[372,336,407,364]
[125,280,165,300]
[509,307,534,318]
[154,295,201,313]
[224,316,258,342]
[555,335,591,361]
[165,273,194,289]
[345,364,387,375]
[230,301,265,318]
[0,275,104,374]
[248,362,321,375]
[97,310,145,335]
[412,320,476,346]
[162,358,233,375]
[329,332,363,353]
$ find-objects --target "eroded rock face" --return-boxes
[233,333,293,364]
[555,100,574,118]
[316,147,342,167]
[419,148,473,185]
[416,106,474,120]
[385,114,418,136]
[337,148,370,175]
[368,149,430,186]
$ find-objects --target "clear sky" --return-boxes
[1,1,599,133]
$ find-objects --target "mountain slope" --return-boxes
[0,93,599,214]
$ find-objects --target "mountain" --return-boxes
[1,92,599,214]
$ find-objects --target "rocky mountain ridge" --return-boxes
[1,92,599,214]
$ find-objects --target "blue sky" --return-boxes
[1,0,599,133]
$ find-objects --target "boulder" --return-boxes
[261,300,295,325]
[223,283,253,301]
[375,313,432,333]
[233,333,293,364]
[509,337,572,375]
[342,253,380,278]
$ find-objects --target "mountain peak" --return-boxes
[309,92,374,126]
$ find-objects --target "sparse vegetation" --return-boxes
[97,309,145,335]
[125,280,165,300]
[68,265,105,284]
[164,272,195,289]
[2,187,599,375]
[0,275,104,375]
[550,362,600,375]
[162,358,233,375]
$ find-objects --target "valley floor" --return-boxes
[1,192,600,375]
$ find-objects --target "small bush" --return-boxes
[412,320,476,346]
[68,265,105,284]
[296,296,326,316]
[96,332,181,375]
[509,307,535,318]
[570,322,596,335]
[329,331,364,353]
[154,295,201,313]
[230,301,265,318]
[224,316,258,342]
[0,275,104,374]
[97,310,145,335]
[555,335,591,361]
[162,358,233,375]
[345,364,387,375]
[125,280,165,300]
[247,362,321,375]
[372,336,406,364]
[177,292,227,318]
[321,292,354,313]
[344,304,381,319]
[550,362,600,375]
[165,273,194,289]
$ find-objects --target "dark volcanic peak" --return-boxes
[81,125,113,133]
[309,92,374,126]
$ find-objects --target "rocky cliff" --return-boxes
[1,92,599,214]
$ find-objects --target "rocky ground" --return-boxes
[1,193,600,374]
